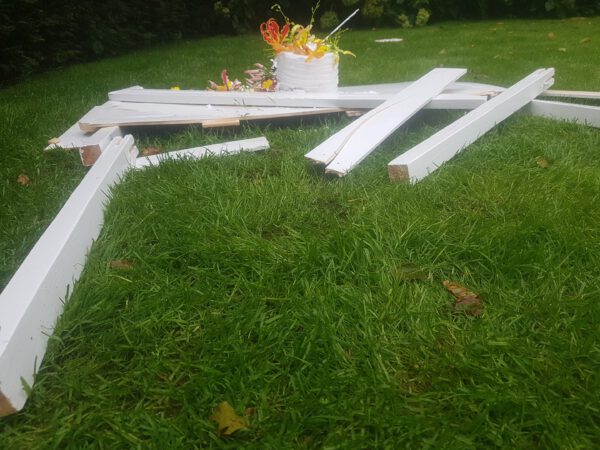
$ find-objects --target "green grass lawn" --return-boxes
[1,18,600,448]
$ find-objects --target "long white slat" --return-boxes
[135,137,270,169]
[109,82,498,109]
[78,102,343,132]
[0,136,138,416]
[45,124,122,166]
[526,99,600,128]
[304,68,467,170]
[388,68,555,183]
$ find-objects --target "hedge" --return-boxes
[1,0,598,84]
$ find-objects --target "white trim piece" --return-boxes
[135,137,270,169]
[304,68,467,171]
[388,68,555,183]
[108,82,501,110]
[45,124,122,166]
[526,99,600,128]
[0,136,138,416]
[78,102,343,132]
[541,89,600,100]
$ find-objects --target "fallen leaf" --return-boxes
[548,32,556,40]
[110,259,134,270]
[17,174,30,186]
[48,137,60,145]
[558,47,567,52]
[536,156,552,169]
[210,401,249,436]
[170,86,181,90]
[141,147,161,156]
[443,280,483,317]
[392,263,429,281]
[580,37,591,44]
[438,48,447,55]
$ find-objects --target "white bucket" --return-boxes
[275,51,339,93]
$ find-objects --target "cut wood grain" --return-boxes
[541,89,600,100]
[304,68,467,174]
[0,136,138,416]
[78,102,343,132]
[135,137,270,169]
[526,99,600,128]
[45,124,122,166]
[388,68,555,183]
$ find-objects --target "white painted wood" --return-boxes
[304,68,467,171]
[0,136,138,416]
[541,89,600,100]
[45,124,122,166]
[78,102,343,132]
[526,99,600,128]
[387,68,555,183]
[108,82,501,110]
[135,137,270,169]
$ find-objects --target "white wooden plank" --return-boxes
[135,137,270,169]
[541,89,600,100]
[108,82,500,110]
[526,99,600,128]
[304,68,467,170]
[388,68,555,183]
[45,124,122,166]
[0,136,138,416]
[78,102,343,132]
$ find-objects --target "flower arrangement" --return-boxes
[260,4,354,62]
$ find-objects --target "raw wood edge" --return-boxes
[0,391,17,417]
[80,145,102,167]
[388,164,410,182]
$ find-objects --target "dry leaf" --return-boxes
[580,37,591,44]
[536,156,552,169]
[210,401,249,436]
[548,32,556,40]
[17,174,30,186]
[443,280,483,317]
[558,47,567,52]
[110,259,134,270]
[141,147,161,156]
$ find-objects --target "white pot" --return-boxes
[275,51,339,93]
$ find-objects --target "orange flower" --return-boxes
[260,18,290,52]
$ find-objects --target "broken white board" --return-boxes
[388,68,555,183]
[136,137,270,169]
[78,101,344,132]
[109,82,500,110]
[0,135,138,416]
[304,68,467,173]
[526,99,600,128]
[541,89,600,101]
[45,124,122,166]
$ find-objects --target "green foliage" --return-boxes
[320,11,341,30]
[415,7,431,26]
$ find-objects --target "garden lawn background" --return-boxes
[1,18,600,448]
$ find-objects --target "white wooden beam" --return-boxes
[388,68,555,183]
[45,124,122,166]
[78,102,343,132]
[108,83,498,110]
[304,68,467,173]
[135,137,270,169]
[0,136,138,416]
[526,99,600,128]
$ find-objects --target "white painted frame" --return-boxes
[388,68,555,183]
[45,124,122,166]
[526,99,600,128]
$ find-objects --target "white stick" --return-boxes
[304,68,467,168]
[526,99,600,128]
[388,68,555,183]
[135,137,270,169]
[0,136,138,416]
[325,8,360,41]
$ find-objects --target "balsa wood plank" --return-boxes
[0,136,138,416]
[526,99,600,128]
[135,137,270,169]
[45,124,122,166]
[78,102,343,132]
[388,68,555,183]
[304,68,467,170]
[108,82,498,110]
[541,89,600,100]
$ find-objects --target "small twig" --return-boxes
[325,8,359,41]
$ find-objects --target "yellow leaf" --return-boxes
[443,280,483,317]
[536,156,552,169]
[558,47,567,52]
[210,401,249,436]
[17,174,30,186]
[548,32,556,40]
[170,86,181,90]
